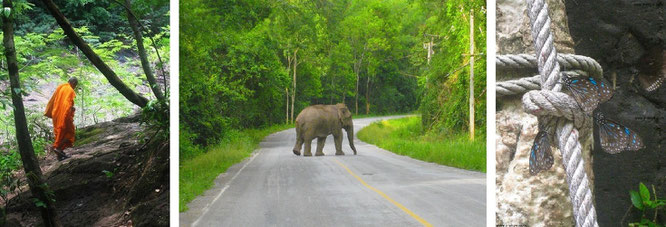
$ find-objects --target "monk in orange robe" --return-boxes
[44,77,77,161]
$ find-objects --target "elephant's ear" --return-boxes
[338,106,351,120]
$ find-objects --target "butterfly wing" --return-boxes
[597,117,643,153]
[529,131,554,175]
[592,77,614,103]
[565,77,601,113]
[623,125,644,151]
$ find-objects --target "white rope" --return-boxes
[497,54,602,78]
[496,70,591,97]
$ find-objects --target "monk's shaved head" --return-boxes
[68,77,78,88]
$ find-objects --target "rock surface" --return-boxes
[565,1,666,225]
[496,0,593,225]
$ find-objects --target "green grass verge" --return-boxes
[179,123,292,212]
[352,112,414,119]
[357,116,486,172]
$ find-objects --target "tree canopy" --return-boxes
[180,0,486,157]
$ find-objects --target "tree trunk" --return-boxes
[354,68,359,115]
[286,54,292,123]
[3,1,62,225]
[124,0,164,101]
[353,49,365,115]
[365,75,370,114]
[39,0,149,107]
[291,49,298,124]
[468,11,474,141]
[285,87,289,124]
[330,73,334,104]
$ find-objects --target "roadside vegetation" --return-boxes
[358,116,486,172]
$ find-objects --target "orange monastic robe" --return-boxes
[45,83,76,150]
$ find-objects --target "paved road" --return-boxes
[180,116,486,226]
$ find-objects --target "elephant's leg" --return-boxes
[333,131,344,155]
[303,138,314,156]
[315,137,326,156]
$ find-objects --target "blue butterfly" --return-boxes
[594,112,644,154]
[563,75,613,113]
[529,130,554,175]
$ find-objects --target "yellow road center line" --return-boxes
[332,159,433,227]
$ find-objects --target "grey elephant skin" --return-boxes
[292,103,357,156]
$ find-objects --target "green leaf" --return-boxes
[2,7,9,18]
[639,182,650,202]
[12,88,21,95]
[648,221,656,227]
[32,198,46,208]
[631,190,644,210]
[655,200,666,207]
[102,170,114,178]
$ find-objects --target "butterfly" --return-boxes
[529,130,554,175]
[563,75,613,113]
[594,112,644,154]
[636,48,665,92]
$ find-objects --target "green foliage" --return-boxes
[102,170,114,179]
[14,0,169,42]
[180,0,287,146]
[1,24,166,149]
[179,125,203,161]
[418,0,486,137]
[31,198,46,208]
[1,7,11,18]
[24,173,56,208]
[357,116,486,172]
[0,151,22,205]
[140,98,169,141]
[628,182,666,227]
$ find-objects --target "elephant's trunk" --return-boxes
[346,125,357,155]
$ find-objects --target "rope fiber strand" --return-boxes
[496,0,600,226]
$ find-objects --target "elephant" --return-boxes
[292,103,357,156]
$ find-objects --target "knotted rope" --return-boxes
[497,0,600,226]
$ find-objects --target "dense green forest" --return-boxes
[180,0,486,158]
[0,0,169,153]
[1,0,169,224]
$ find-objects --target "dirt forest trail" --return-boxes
[4,115,169,226]
[181,116,486,226]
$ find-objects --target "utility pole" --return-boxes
[424,33,439,87]
[469,11,475,141]
[423,36,435,65]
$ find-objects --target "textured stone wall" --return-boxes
[495,0,594,226]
